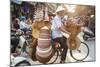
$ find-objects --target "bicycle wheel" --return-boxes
[47,48,59,64]
[70,42,89,61]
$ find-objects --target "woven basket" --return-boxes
[65,21,82,50]
[32,20,51,38]
[67,36,81,50]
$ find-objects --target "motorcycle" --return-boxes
[11,54,31,66]
[83,15,95,41]
[11,29,32,66]
[83,27,95,41]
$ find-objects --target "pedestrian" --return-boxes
[13,18,20,30]
[51,6,70,63]
[19,16,28,33]
[11,18,20,53]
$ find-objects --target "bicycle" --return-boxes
[48,37,89,64]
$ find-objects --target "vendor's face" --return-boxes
[58,10,65,17]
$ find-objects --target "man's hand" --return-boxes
[61,32,70,38]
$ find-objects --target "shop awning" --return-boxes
[11,0,22,4]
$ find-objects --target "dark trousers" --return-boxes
[53,36,68,61]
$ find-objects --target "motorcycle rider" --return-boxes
[11,18,20,53]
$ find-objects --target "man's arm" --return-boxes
[59,25,71,35]
[55,18,71,35]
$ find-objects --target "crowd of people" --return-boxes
[11,16,32,33]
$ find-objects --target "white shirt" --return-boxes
[51,15,63,39]
[19,21,27,29]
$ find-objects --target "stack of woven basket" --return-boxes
[36,26,53,64]
[65,20,82,50]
